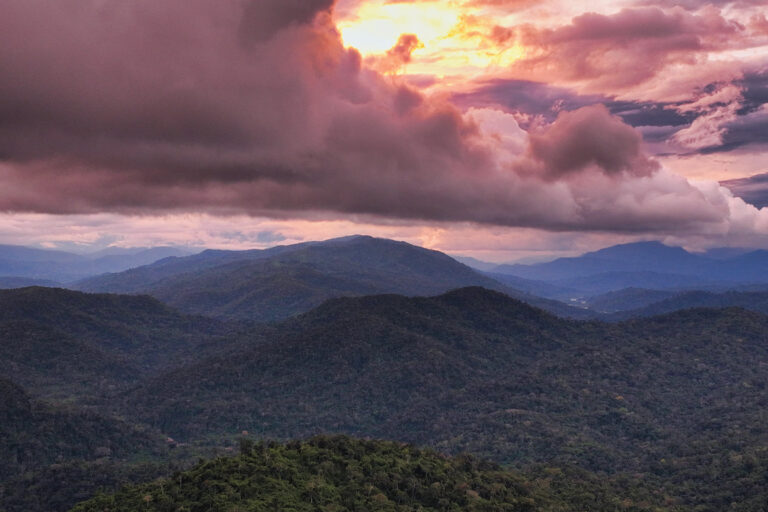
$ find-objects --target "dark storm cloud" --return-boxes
[737,69,768,115]
[705,108,768,153]
[240,0,336,43]
[722,173,768,208]
[452,79,696,128]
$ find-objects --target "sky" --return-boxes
[0,0,767,261]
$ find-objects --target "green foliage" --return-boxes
[124,290,768,473]
[0,378,166,483]
[70,436,667,512]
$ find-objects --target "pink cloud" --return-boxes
[511,7,745,94]
[524,105,659,179]
[0,0,765,241]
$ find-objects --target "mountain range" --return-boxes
[75,235,592,321]
[73,236,768,320]
[0,236,767,320]
[3,285,768,510]
[478,241,768,293]
[7,236,768,510]
[119,287,768,477]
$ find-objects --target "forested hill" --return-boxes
[70,436,671,512]
[123,287,768,488]
[5,286,768,511]
[0,287,234,400]
[0,378,164,484]
[124,287,578,442]
[75,235,590,321]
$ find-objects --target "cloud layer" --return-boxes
[0,0,766,240]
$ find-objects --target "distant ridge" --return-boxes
[0,245,192,282]
[491,240,768,295]
[610,290,768,320]
[76,235,590,321]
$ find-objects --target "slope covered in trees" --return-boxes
[0,287,236,400]
[4,286,768,511]
[0,378,166,486]
[122,288,768,481]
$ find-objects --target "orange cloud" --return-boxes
[368,34,423,73]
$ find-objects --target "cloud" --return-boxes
[722,172,768,208]
[368,33,423,73]
[451,79,697,129]
[240,0,336,43]
[509,6,745,96]
[523,105,660,179]
[715,105,768,151]
[0,0,766,241]
[751,13,768,35]
[638,0,768,10]
[671,83,744,149]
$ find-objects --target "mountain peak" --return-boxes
[586,241,690,260]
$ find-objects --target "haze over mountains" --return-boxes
[486,241,768,294]
[1,235,768,320]
[0,245,193,283]
[0,235,767,322]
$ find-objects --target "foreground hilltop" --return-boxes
[71,436,665,512]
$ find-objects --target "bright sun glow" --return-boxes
[337,2,458,56]
[336,0,525,81]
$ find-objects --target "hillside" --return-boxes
[76,236,589,321]
[70,436,669,512]
[120,288,768,482]
[0,378,165,482]
[493,242,713,281]
[0,378,182,512]
[123,288,573,441]
[0,287,235,400]
[4,286,768,510]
